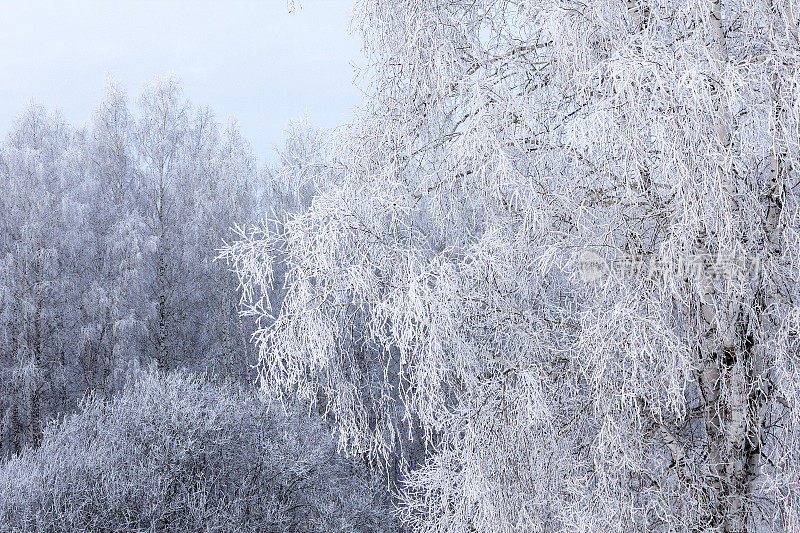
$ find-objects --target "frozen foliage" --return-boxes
[224,0,800,531]
[0,370,398,533]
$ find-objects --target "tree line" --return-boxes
[0,78,404,532]
[0,78,262,455]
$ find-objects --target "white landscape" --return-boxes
[1,1,799,532]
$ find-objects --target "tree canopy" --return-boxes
[225,1,800,531]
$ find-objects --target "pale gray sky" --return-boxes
[0,0,363,162]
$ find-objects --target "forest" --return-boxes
[2,0,800,532]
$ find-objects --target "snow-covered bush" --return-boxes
[0,369,397,532]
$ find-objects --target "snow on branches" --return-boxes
[224,1,800,531]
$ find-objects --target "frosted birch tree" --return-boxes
[136,79,257,374]
[85,82,149,394]
[225,0,800,531]
[0,106,83,452]
[136,78,191,370]
[178,110,257,376]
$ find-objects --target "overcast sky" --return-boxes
[0,0,363,163]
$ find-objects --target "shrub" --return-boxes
[0,370,397,532]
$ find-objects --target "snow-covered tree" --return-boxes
[0,106,85,453]
[226,1,800,531]
[177,110,257,377]
[82,82,149,396]
[135,79,257,375]
[264,118,329,215]
[135,78,192,370]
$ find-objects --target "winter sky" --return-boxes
[0,0,362,162]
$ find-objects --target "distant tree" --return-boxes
[0,106,82,453]
[135,78,191,370]
[135,79,257,375]
[226,0,800,531]
[265,118,329,215]
[177,110,258,377]
[83,81,149,396]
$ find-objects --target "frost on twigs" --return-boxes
[227,0,800,531]
[0,370,397,532]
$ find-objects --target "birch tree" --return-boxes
[136,78,191,370]
[226,1,800,531]
[136,79,257,374]
[0,106,82,452]
[178,110,257,377]
[86,82,149,392]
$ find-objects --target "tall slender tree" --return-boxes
[0,106,78,452]
[86,82,148,394]
[136,79,190,370]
